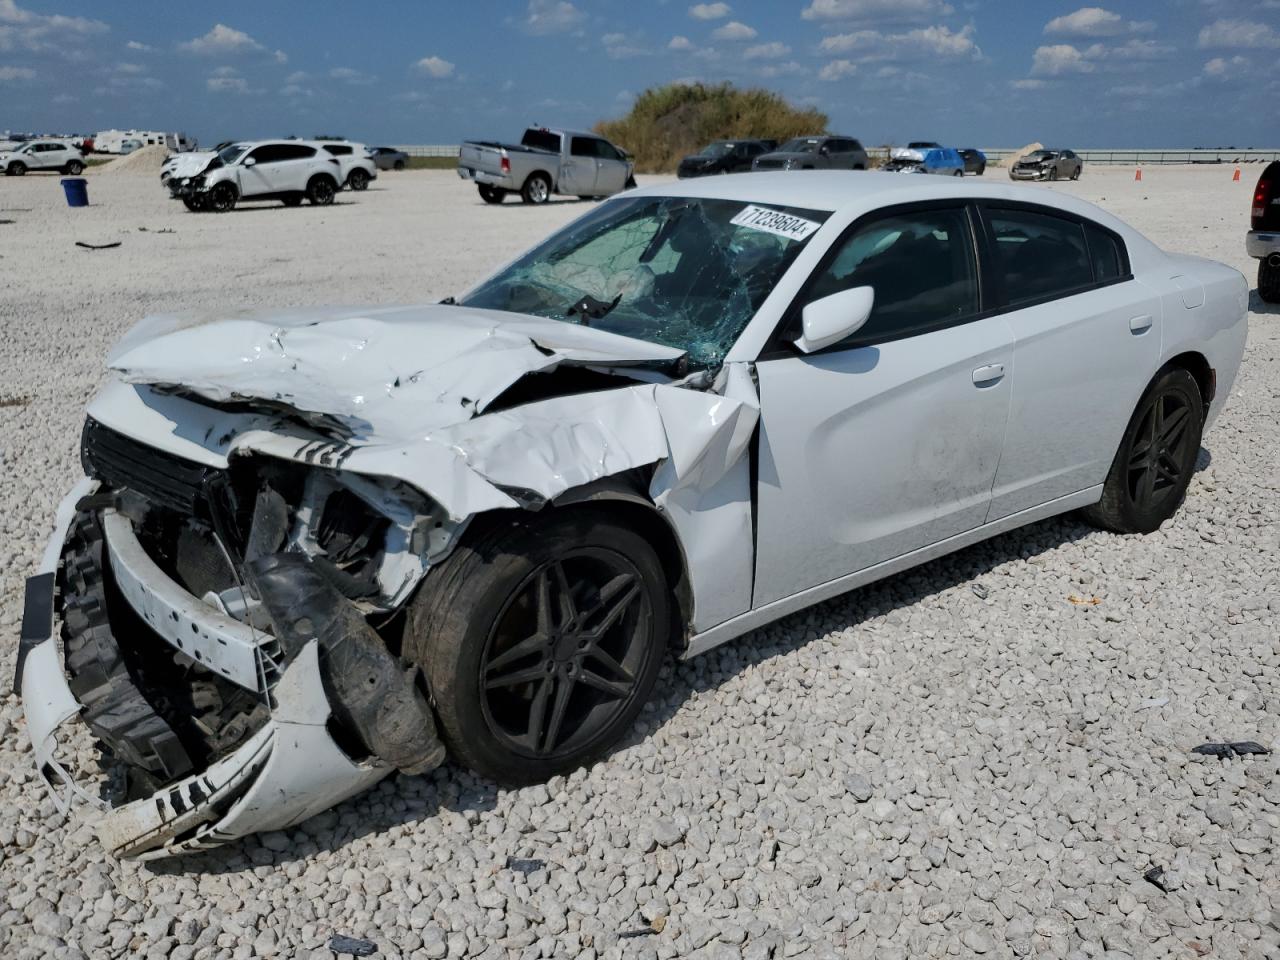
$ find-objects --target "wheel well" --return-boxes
[525,170,552,188]
[309,173,338,189]
[1165,351,1215,406]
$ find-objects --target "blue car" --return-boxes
[885,144,966,176]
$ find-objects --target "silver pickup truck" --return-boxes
[457,126,635,204]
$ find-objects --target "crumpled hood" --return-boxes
[107,303,686,441]
[166,151,216,178]
[890,147,926,162]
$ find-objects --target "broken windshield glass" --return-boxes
[460,196,829,368]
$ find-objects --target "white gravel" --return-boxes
[1,166,1277,960]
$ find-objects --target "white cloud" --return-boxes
[689,2,730,18]
[668,34,694,50]
[273,49,287,64]
[0,0,107,53]
[1198,18,1280,48]
[1031,43,1093,74]
[601,32,649,58]
[1030,36,1174,75]
[0,63,34,80]
[114,61,144,74]
[802,0,954,22]
[711,20,757,40]
[1203,54,1248,76]
[518,0,584,35]
[819,24,980,59]
[415,55,455,77]
[285,70,309,84]
[1011,78,1045,89]
[819,58,858,80]
[744,41,790,59]
[757,60,803,77]
[207,70,249,94]
[181,24,264,56]
[126,40,151,52]
[1044,7,1155,38]
[330,66,375,85]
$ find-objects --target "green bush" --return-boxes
[594,82,829,174]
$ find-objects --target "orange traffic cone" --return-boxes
[1233,168,1241,182]
[1134,168,1142,182]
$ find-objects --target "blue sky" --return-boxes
[2,0,1277,148]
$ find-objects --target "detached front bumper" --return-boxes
[1246,230,1280,260]
[15,481,431,859]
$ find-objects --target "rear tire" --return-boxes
[1259,259,1280,304]
[521,173,551,204]
[478,184,506,204]
[348,169,369,191]
[65,160,84,175]
[207,182,237,213]
[283,195,304,207]
[1081,367,1204,535]
[307,176,336,206]
[406,509,671,785]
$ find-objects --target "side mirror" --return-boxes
[243,157,256,167]
[793,286,874,354]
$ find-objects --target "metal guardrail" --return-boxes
[393,145,1280,165]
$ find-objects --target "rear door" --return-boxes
[982,203,1161,519]
[752,202,1015,606]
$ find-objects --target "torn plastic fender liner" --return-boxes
[248,553,445,775]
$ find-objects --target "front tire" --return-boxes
[394,159,406,171]
[1259,258,1280,304]
[1048,166,1059,181]
[347,169,369,191]
[407,509,671,785]
[307,176,336,206]
[181,196,206,212]
[1081,367,1204,535]
[521,173,551,204]
[8,162,26,176]
[207,182,237,213]
[977,164,986,176]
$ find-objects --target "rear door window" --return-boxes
[987,208,1092,305]
[324,144,353,156]
[521,129,561,153]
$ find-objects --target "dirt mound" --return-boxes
[1003,141,1044,168]
[91,144,169,176]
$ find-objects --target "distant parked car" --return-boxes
[0,140,85,176]
[959,148,987,176]
[120,139,143,155]
[312,141,378,191]
[1249,161,1280,303]
[458,126,635,204]
[1010,149,1082,182]
[370,147,409,171]
[752,136,868,171]
[168,140,344,212]
[677,140,773,178]
[885,145,965,177]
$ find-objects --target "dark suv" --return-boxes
[677,140,774,178]
[1248,161,1280,303]
[752,136,868,172]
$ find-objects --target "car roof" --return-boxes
[625,170,1121,221]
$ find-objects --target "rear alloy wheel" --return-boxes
[65,160,84,175]
[348,169,369,191]
[1082,367,1204,534]
[307,177,336,206]
[1259,258,1280,304]
[521,173,551,205]
[207,182,237,213]
[408,510,670,784]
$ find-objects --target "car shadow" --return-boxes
[222,201,357,214]
[1248,289,1280,315]
[146,452,1215,872]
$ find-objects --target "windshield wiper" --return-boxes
[565,293,621,325]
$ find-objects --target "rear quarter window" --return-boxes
[1084,222,1125,282]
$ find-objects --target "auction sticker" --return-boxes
[730,205,821,242]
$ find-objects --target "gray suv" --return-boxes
[752,136,868,172]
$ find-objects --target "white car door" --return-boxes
[592,139,629,194]
[981,204,1162,520]
[33,143,59,170]
[752,204,1015,607]
[561,137,599,195]
[237,145,282,197]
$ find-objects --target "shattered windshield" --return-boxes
[779,139,820,154]
[699,142,735,157]
[461,195,829,368]
[218,143,248,164]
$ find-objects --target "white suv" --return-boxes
[311,141,378,191]
[1,140,86,176]
[168,140,344,212]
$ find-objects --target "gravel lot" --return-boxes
[1,166,1277,960]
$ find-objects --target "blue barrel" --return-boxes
[61,177,89,207]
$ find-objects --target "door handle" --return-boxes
[972,363,1005,386]
[1129,314,1153,334]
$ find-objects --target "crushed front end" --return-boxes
[16,418,448,859]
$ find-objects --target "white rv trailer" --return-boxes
[93,129,195,154]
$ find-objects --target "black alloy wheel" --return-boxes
[307,177,336,205]
[207,182,237,212]
[1082,367,1204,534]
[479,551,650,760]
[348,169,369,191]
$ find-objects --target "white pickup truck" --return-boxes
[457,126,635,204]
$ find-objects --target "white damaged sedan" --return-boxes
[18,172,1247,858]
